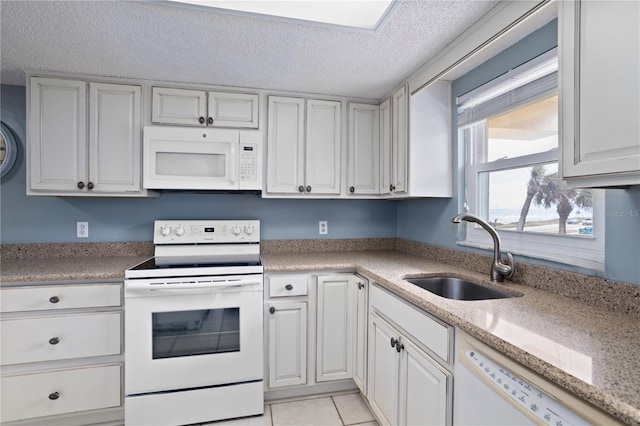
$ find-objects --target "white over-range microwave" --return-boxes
[143,126,262,190]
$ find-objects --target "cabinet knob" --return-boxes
[87,182,94,190]
[390,184,395,192]
[298,185,304,193]
[49,337,60,345]
[77,181,85,189]
[396,342,404,353]
[357,281,364,290]
[306,185,311,192]
[269,306,276,315]
[199,116,205,124]
[350,186,355,193]
[390,337,398,348]
[49,296,60,304]
[208,117,213,125]
[285,284,293,291]
[48,392,60,401]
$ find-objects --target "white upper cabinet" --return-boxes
[266,96,341,196]
[380,86,408,195]
[559,0,640,187]
[408,80,453,197]
[348,104,380,195]
[267,96,305,194]
[29,78,87,193]
[152,87,258,128]
[305,100,341,195]
[89,83,142,193]
[29,77,148,196]
[379,98,392,195]
[391,86,408,194]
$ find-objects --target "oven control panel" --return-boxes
[153,220,260,244]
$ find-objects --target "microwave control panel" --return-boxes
[239,143,258,182]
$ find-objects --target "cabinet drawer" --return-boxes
[1,312,122,366]
[1,283,122,313]
[268,275,308,297]
[0,364,121,423]
[370,284,452,363]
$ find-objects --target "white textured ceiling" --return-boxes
[0,0,503,100]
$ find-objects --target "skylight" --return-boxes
[168,0,395,30]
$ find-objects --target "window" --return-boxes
[458,49,604,271]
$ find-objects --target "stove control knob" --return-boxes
[160,226,171,236]
[244,225,254,235]
[175,226,185,237]
[231,225,242,236]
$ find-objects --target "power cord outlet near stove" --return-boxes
[319,221,328,235]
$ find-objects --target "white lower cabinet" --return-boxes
[1,364,121,423]
[316,274,355,382]
[265,272,363,398]
[368,284,452,426]
[0,282,124,425]
[267,301,308,388]
[353,275,369,394]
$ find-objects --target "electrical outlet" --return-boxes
[319,221,328,235]
[77,222,88,238]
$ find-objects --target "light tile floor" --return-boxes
[206,392,378,426]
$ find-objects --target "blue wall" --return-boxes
[397,20,640,286]
[0,85,397,243]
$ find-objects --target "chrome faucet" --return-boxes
[451,213,515,283]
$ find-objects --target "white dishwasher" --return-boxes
[453,332,621,426]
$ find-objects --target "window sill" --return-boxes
[456,239,604,272]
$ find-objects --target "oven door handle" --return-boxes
[125,278,262,292]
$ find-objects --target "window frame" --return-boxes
[458,51,605,272]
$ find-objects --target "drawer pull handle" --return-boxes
[285,284,293,291]
[48,392,60,401]
[269,306,276,315]
[49,337,60,345]
[49,296,60,304]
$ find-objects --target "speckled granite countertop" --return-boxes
[0,256,148,283]
[262,250,640,425]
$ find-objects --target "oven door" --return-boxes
[143,126,239,190]
[124,276,263,395]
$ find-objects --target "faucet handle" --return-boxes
[503,252,515,278]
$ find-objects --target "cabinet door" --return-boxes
[399,337,450,426]
[29,77,87,192]
[560,0,640,185]
[267,301,307,388]
[368,313,400,426]
[348,104,380,195]
[89,83,142,193]
[208,92,259,128]
[316,274,355,382]
[353,276,368,394]
[151,87,207,126]
[305,99,341,195]
[267,97,305,193]
[379,98,392,195]
[391,86,408,193]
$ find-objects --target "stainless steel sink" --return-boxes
[406,277,516,301]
